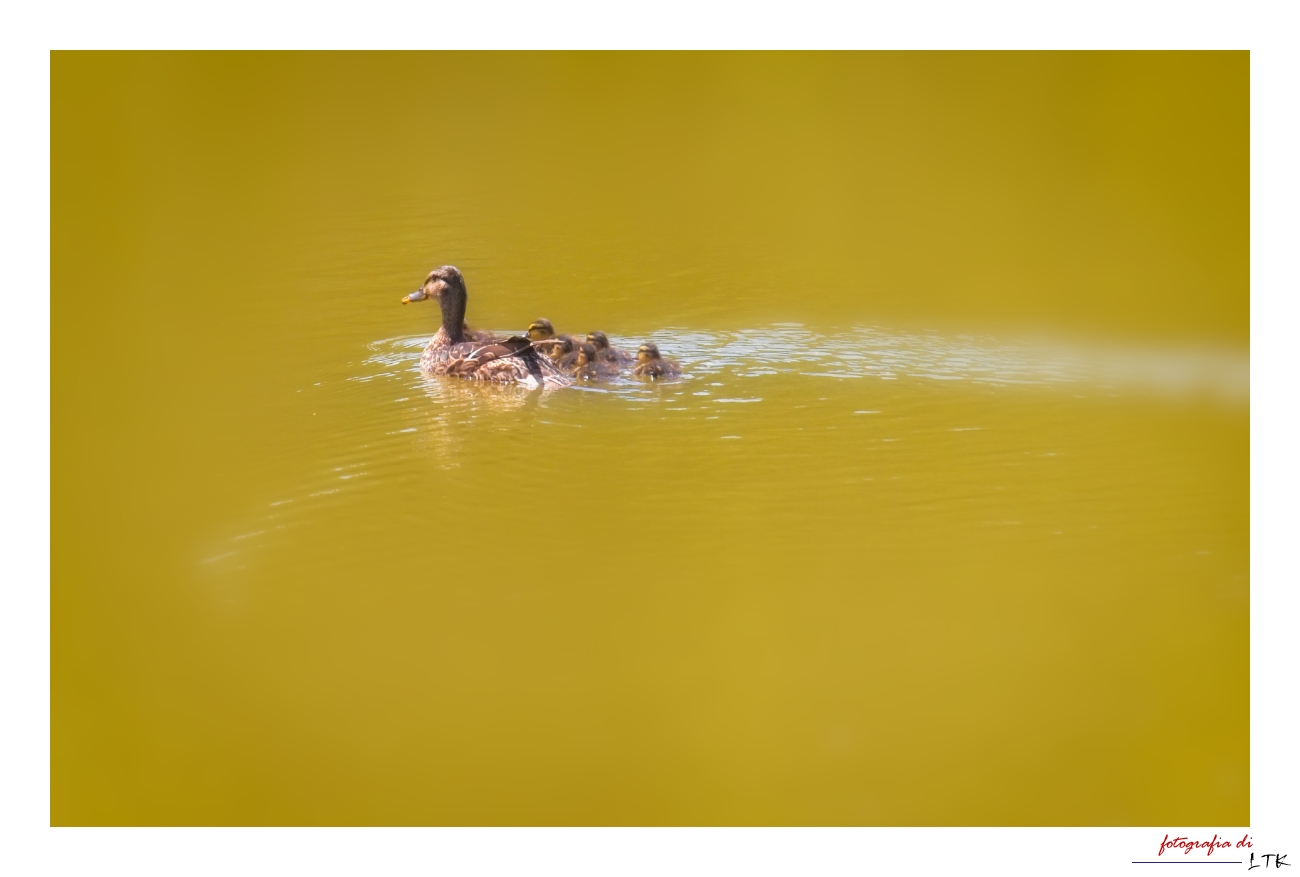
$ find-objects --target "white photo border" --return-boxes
[5,3,1292,875]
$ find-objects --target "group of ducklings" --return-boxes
[525,319,682,382]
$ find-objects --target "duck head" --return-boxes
[586,331,611,350]
[636,342,661,364]
[402,265,466,305]
[403,265,468,342]
[575,343,597,367]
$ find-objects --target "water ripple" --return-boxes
[359,325,1249,400]
[195,324,1246,576]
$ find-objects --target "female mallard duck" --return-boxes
[586,331,635,366]
[631,342,682,380]
[571,343,620,381]
[403,266,571,388]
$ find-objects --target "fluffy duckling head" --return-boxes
[540,335,577,363]
[548,336,575,362]
[575,343,598,368]
[527,318,555,341]
[586,331,612,351]
[636,343,662,364]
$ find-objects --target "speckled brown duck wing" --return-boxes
[422,336,572,388]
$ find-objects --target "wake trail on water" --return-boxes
[357,324,1249,402]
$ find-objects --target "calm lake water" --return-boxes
[52,53,1248,825]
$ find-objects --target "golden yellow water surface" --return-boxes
[52,52,1248,825]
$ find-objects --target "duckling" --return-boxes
[526,317,580,361]
[523,320,584,369]
[544,336,584,369]
[586,331,635,366]
[631,342,682,380]
[571,343,620,382]
[527,318,583,346]
[526,318,556,342]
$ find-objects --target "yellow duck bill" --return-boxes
[401,288,427,304]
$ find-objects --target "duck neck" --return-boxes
[440,287,468,344]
